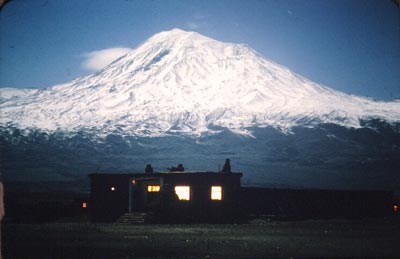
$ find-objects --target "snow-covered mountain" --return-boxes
[1,28,399,138]
[1,29,400,191]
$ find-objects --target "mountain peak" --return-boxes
[142,28,215,51]
[161,28,193,35]
[153,28,201,39]
[1,30,399,137]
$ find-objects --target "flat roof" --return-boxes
[89,171,243,177]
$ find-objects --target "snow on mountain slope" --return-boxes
[1,28,399,137]
[0,88,39,100]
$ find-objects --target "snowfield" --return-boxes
[1,28,399,137]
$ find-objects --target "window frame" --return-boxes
[211,185,223,201]
[174,185,191,201]
[147,185,161,192]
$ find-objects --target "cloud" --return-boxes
[186,22,199,30]
[81,47,133,71]
[186,13,207,30]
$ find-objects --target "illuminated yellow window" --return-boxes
[175,186,190,200]
[147,185,160,192]
[82,202,87,208]
[211,186,222,200]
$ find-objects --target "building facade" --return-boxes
[89,165,396,223]
[89,171,242,222]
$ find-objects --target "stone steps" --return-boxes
[115,212,147,224]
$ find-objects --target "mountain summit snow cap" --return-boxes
[0,29,399,137]
[145,28,214,45]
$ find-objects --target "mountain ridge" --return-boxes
[1,29,399,191]
[1,28,399,138]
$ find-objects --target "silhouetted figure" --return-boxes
[168,164,184,172]
[145,164,153,173]
[221,159,231,173]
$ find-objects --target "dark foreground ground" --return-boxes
[3,218,400,259]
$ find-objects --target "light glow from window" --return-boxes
[175,186,190,200]
[82,202,87,208]
[111,186,116,191]
[147,185,160,192]
[394,205,399,212]
[211,186,222,200]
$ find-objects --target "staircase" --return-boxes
[115,212,147,224]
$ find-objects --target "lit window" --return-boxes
[175,186,190,200]
[82,202,87,208]
[394,205,399,212]
[132,180,136,185]
[111,186,116,191]
[211,186,222,200]
[147,185,160,192]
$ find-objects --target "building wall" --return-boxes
[90,173,394,222]
[239,187,394,220]
[89,172,242,222]
[160,173,242,223]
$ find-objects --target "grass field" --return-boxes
[3,219,400,258]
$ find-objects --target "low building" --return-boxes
[89,170,242,222]
[89,162,396,223]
